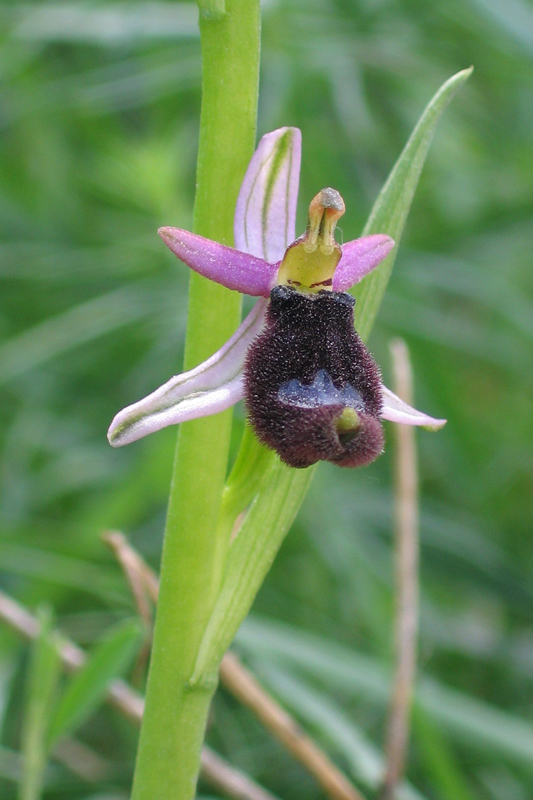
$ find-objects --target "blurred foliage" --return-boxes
[0,1,532,798]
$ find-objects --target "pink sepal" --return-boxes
[234,127,301,262]
[333,235,395,292]
[158,228,278,297]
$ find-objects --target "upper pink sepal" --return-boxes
[158,227,278,297]
[381,385,447,430]
[333,235,395,292]
[234,127,301,262]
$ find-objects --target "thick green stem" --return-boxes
[130,3,260,799]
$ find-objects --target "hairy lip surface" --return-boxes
[244,286,384,469]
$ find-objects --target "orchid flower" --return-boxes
[108,127,445,467]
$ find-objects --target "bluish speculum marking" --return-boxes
[278,369,363,410]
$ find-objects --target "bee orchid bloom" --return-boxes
[108,127,445,468]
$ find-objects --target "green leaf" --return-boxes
[194,68,473,681]
[220,424,274,524]
[47,619,142,748]
[19,607,62,800]
[192,461,314,681]
[412,707,473,800]
[352,66,474,341]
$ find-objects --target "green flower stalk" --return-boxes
[130,2,260,798]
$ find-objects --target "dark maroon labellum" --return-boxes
[244,285,384,469]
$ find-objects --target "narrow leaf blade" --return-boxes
[19,607,62,800]
[352,67,473,340]
[47,619,142,747]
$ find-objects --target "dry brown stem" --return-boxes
[103,531,154,627]
[380,339,420,800]
[53,737,113,783]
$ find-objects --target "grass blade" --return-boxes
[47,619,142,748]
[353,67,474,340]
[19,607,62,800]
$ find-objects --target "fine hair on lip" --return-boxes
[244,286,384,469]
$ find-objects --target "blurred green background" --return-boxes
[0,1,532,798]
